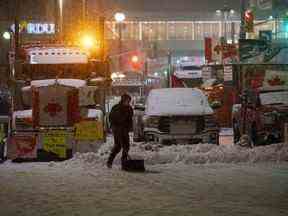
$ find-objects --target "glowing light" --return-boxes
[131,55,139,63]
[2,31,11,40]
[118,74,126,78]
[111,72,118,79]
[114,12,126,23]
[111,72,126,80]
[80,34,96,50]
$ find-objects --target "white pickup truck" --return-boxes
[133,88,219,145]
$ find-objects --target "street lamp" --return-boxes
[2,32,11,40]
[80,34,97,50]
[114,12,126,23]
[114,12,126,72]
[58,0,63,40]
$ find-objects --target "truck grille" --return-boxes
[158,116,205,134]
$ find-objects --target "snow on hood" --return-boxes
[66,135,288,167]
[13,110,32,119]
[26,79,87,89]
[145,88,213,116]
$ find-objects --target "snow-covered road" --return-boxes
[0,137,288,216]
[0,162,288,216]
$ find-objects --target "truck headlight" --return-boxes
[143,116,159,128]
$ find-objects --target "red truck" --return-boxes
[231,64,288,147]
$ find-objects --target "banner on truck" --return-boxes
[241,64,288,88]
[75,121,104,141]
[8,135,37,159]
[43,131,68,158]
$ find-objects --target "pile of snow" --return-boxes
[65,135,288,167]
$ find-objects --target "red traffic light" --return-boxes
[244,10,254,33]
[245,10,253,20]
[131,55,139,63]
[130,55,142,71]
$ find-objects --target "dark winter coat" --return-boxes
[109,103,133,131]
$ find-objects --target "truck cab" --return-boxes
[233,86,288,146]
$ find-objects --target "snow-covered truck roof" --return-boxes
[145,88,213,116]
[22,79,87,91]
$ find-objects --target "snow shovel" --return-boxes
[121,155,145,172]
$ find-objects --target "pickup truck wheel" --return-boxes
[144,133,152,143]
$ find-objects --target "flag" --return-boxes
[171,74,186,88]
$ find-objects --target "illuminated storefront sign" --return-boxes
[10,23,55,34]
[27,23,55,34]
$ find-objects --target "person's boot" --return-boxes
[121,156,128,171]
[106,154,114,169]
[106,161,112,169]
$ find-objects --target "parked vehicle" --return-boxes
[174,62,203,87]
[132,98,145,142]
[8,44,106,161]
[133,88,219,144]
[232,86,288,146]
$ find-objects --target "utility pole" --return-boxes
[99,16,105,62]
[82,0,86,25]
[167,51,172,88]
[55,0,63,41]
[240,0,246,40]
[14,0,20,62]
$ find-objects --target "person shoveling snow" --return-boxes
[107,93,145,171]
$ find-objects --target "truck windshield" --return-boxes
[181,66,201,71]
[260,90,288,105]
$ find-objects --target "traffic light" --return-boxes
[131,55,139,63]
[130,55,142,71]
[244,10,254,33]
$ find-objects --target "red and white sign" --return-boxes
[8,135,37,159]
[33,86,70,126]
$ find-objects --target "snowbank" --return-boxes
[66,135,288,167]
